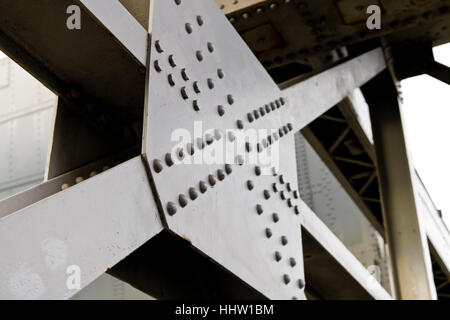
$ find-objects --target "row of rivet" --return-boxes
[60,164,113,191]
[166,163,233,215]
[247,97,285,123]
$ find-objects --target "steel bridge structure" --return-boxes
[0,0,449,300]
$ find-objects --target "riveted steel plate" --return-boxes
[144,0,305,299]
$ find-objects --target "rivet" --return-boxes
[257,143,262,153]
[298,279,305,289]
[280,97,285,105]
[207,78,214,89]
[270,102,276,110]
[75,177,84,184]
[199,181,207,193]
[228,131,236,142]
[276,100,281,108]
[286,183,292,191]
[264,190,271,200]
[167,202,177,215]
[89,171,97,177]
[227,94,234,105]
[214,129,222,140]
[289,257,296,267]
[225,164,232,175]
[181,87,188,100]
[217,69,224,79]
[181,68,189,81]
[280,191,286,200]
[294,205,300,215]
[287,198,293,207]
[154,60,162,72]
[265,104,271,113]
[187,143,195,155]
[235,155,244,165]
[165,153,174,166]
[283,274,291,284]
[196,51,203,61]
[177,148,185,160]
[208,174,216,186]
[279,175,285,184]
[185,23,193,34]
[273,132,279,140]
[279,128,284,137]
[217,169,225,181]
[262,139,268,148]
[155,40,163,53]
[275,251,282,262]
[197,15,204,26]
[272,213,279,223]
[168,74,175,86]
[255,166,261,176]
[168,54,176,67]
[293,190,299,199]
[189,187,198,200]
[265,228,272,238]
[281,236,288,246]
[237,120,244,130]
[253,110,260,119]
[178,194,188,207]
[174,0,181,5]
[218,105,225,116]
[283,126,289,134]
[245,142,252,152]
[207,42,214,53]
[256,204,263,215]
[61,184,70,190]
[292,296,298,300]
[247,180,254,190]
[205,134,213,145]
[153,159,163,173]
[193,81,200,93]
[272,183,278,192]
[197,137,205,149]
[247,112,254,122]
[272,167,278,176]
[287,123,293,131]
[268,136,273,144]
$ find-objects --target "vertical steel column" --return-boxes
[361,70,437,300]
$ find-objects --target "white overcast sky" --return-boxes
[402,43,450,228]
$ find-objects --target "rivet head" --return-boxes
[165,153,174,166]
[283,274,291,284]
[298,279,305,289]
[294,205,300,215]
[217,169,225,181]
[272,213,279,223]
[225,164,232,175]
[235,155,244,165]
[279,175,285,184]
[256,204,263,215]
[289,257,297,267]
[281,236,288,246]
[270,102,276,110]
[228,131,236,142]
[179,194,188,207]
[247,180,254,190]
[218,105,225,116]
[167,202,177,216]
[177,148,185,160]
[245,142,252,153]
[287,123,293,131]
[247,112,254,122]
[265,228,273,238]
[286,183,292,192]
[275,251,282,262]
[197,137,205,150]
[227,94,234,105]
[199,181,207,193]
[280,191,286,200]
[189,187,198,200]
[208,174,216,186]
[272,183,278,192]
[264,190,271,200]
[293,190,299,199]
[187,143,195,155]
[236,120,244,130]
[153,159,163,173]
[265,104,271,113]
[255,166,261,176]
[259,107,266,116]
[287,198,293,207]
[253,110,260,119]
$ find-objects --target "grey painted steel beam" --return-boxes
[281,48,386,132]
[361,70,437,300]
[0,157,163,299]
[300,200,392,300]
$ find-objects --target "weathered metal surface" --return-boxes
[144,0,305,300]
[0,157,162,299]
[220,0,450,69]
